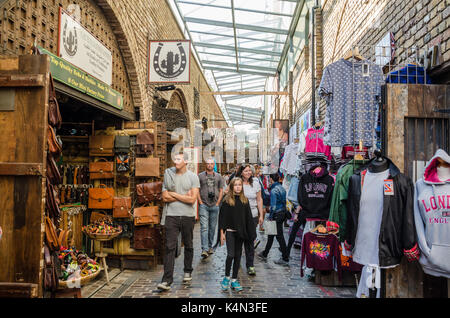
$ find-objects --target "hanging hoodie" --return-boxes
[414,149,450,278]
[297,163,335,221]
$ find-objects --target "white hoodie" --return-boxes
[414,149,450,278]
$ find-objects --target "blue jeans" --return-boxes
[199,204,220,252]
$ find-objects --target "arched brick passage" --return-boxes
[168,88,190,128]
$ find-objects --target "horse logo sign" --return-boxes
[149,40,190,84]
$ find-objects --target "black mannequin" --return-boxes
[368,149,389,173]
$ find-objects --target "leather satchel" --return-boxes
[114,135,130,154]
[44,244,59,292]
[136,182,163,204]
[133,225,161,249]
[45,216,60,251]
[89,158,114,179]
[116,175,129,187]
[46,181,61,220]
[113,197,132,218]
[116,154,130,172]
[134,206,160,226]
[47,125,62,157]
[89,135,115,156]
[48,74,62,129]
[135,157,160,177]
[136,130,154,155]
[88,185,115,209]
[46,154,62,185]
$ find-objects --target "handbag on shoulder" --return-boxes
[134,206,160,226]
[89,158,114,179]
[136,182,163,204]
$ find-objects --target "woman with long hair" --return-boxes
[216,177,256,292]
[236,164,264,276]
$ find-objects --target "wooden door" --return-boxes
[0,55,50,297]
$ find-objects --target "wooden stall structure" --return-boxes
[383,83,450,298]
[0,55,50,297]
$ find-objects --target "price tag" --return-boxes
[363,63,370,77]
[384,179,394,196]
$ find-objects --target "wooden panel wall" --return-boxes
[0,55,49,297]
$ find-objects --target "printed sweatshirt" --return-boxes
[414,149,450,278]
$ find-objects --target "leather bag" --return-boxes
[46,154,62,185]
[116,175,129,187]
[44,245,59,292]
[88,185,114,209]
[135,157,160,177]
[89,135,115,156]
[89,158,114,180]
[116,154,130,172]
[113,197,132,218]
[47,125,62,157]
[45,216,60,251]
[114,135,130,154]
[48,74,62,129]
[134,206,160,226]
[136,182,163,204]
[136,130,154,155]
[46,181,61,220]
[133,225,161,249]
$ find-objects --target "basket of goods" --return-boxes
[82,217,122,241]
[58,246,100,288]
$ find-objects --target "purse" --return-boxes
[89,158,114,179]
[136,182,163,204]
[89,135,115,156]
[136,130,154,156]
[134,206,160,226]
[116,175,129,187]
[88,184,115,209]
[90,210,112,223]
[135,157,160,177]
[116,154,130,172]
[48,74,62,129]
[263,220,277,236]
[46,154,62,185]
[44,245,59,292]
[133,225,161,249]
[113,197,132,218]
[45,216,60,251]
[47,124,62,157]
[114,135,130,154]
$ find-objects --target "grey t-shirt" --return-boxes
[353,169,390,266]
[198,171,224,207]
[162,170,200,217]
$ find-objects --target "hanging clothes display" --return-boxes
[327,159,369,241]
[318,58,384,147]
[414,149,450,279]
[304,126,331,161]
[280,142,299,176]
[344,156,419,268]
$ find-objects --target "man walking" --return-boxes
[157,152,200,291]
[198,157,224,259]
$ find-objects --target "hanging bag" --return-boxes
[135,157,160,177]
[136,130,154,156]
[136,182,163,204]
[114,135,131,154]
[89,158,114,179]
[88,184,115,209]
[113,197,132,218]
[89,135,115,157]
[116,154,130,172]
[134,206,160,226]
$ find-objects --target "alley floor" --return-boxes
[80,223,356,298]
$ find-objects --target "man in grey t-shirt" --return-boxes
[157,152,200,291]
[198,158,224,259]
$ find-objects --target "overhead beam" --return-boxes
[202,60,277,72]
[177,1,293,17]
[198,51,279,65]
[226,106,263,115]
[231,0,239,72]
[190,30,286,45]
[226,104,263,112]
[218,79,266,88]
[200,91,289,96]
[203,66,275,77]
[184,17,289,35]
[219,85,265,92]
[194,42,282,57]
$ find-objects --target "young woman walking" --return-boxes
[217,177,256,292]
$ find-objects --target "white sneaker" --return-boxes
[183,272,192,282]
[157,282,171,291]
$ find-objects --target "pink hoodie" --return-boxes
[304,127,331,158]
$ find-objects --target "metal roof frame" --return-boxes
[177,1,293,17]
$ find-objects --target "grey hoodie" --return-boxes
[414,149,450,278]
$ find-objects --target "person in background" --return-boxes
[237,164,264,276]
[258,173,290,266]
[157,152,200,291]
[254,164,270,231]
[198,157,224,259]
[216,177,256,292]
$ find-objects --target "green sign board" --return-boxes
[38,46,123,110]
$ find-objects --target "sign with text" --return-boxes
[148,40,191,84]
[39,47,123,110]
[58,8,113,85]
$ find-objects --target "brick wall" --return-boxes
[272,0,450,127]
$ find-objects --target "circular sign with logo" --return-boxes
[62,20,78,57]
[153,42,187,79]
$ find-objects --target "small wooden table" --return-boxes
[93,238,111,285]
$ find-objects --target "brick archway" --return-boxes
[168,88,190,128]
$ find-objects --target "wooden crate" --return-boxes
[315,270,358,287]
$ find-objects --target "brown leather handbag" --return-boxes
[46,154,62,185]
[89,135,115,156]
[136,130,154,155]
[45,216,60,251]
[113,197,132,218]
[135,157,160,177]
[89,158,114,179]
[47,125,62,157]
[133,225,161,249]
[136,182,163,204]
[134,206,160,226]
[88,184,115,209]
[48,74,62,129]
